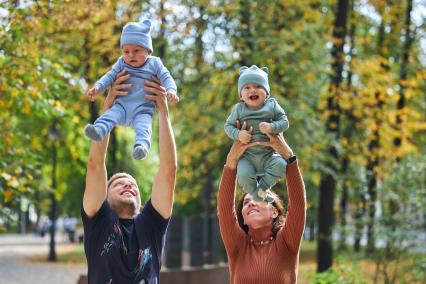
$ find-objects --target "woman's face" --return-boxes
[241,194,278,230]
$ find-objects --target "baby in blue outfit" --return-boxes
[84,19,178,160]
[225,66,289,202]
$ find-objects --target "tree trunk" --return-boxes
[354,192,366,252]
[157,0,166,59]
[202,165,213,264]
[238,0,254,65]
[317,0,349,273]
[394,0,413,152]
[338,0,356,251]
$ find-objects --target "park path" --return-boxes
[0,234,86,284]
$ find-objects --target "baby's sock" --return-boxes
[84,124,103,141]
[133,144,148,160]
[263,189,274,203]
[257,188,274,203]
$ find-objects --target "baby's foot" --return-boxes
[257,188,274,204]
[84,124,103,141]
[133,144,148,160]
[263,189,274,203]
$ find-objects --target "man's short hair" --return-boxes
[107,172,137,191]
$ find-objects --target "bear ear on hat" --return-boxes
[261,67,269,74]
[141,19,152,32]
[239,66,248,74]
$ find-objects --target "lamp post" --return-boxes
[47,121,60,262]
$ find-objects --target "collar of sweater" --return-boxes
[248,226,274,244]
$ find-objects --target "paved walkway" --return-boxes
[0,234,86,284]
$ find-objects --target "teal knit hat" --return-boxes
[120,19,153,54]
[238,65,270,97]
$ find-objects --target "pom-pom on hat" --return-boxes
[238,65,270,97]
[120,19,153,54]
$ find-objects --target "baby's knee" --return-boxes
[267,157,287,173]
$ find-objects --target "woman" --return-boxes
[217,124,306,284]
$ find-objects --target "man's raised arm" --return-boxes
[83,136,109,217]
[144,78,177,219]
[83,71,131,217]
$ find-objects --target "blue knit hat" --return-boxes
[120,19,153,54]
[238,65,270,97]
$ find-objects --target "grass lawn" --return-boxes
[298,241,425,284]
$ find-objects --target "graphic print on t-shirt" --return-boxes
[100,223,127,256]
[134,247,152,281]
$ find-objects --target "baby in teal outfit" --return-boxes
[224,65,289,202]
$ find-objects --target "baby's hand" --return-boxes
[87,87,100,102]
[259,122,272,134]
[238,130,252,144]
[166,91,180,103]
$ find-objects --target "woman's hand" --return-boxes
[104,71,132,111]
[258,133,294,160]
[225,121,256,169]
[144,76,168,114]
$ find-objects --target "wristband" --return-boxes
[286,155,297,164]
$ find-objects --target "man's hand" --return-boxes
[144,76,169,114]
[166,91,180,104]
[87,87,100,102]
[104,71,132,111]
[259,122,272,134]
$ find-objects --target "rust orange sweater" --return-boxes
[217,160,306,284]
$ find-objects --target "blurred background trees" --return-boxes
[0,0,424,277]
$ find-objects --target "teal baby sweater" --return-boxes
[224,97,289,143]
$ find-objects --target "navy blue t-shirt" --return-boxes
[81,199,169,284]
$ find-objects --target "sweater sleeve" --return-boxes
[270,98,289,134]
[94,58,123,92]
[276,160,306,252]
[217,166,246,257]
[224,104,241,140]
[152,57,177,94]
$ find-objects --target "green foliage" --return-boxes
[0,5,424,281]
[308,259,368,284]
[369,154,426,282]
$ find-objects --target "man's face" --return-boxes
[122,44,149,68]
[240,83,268,109]
[107,175,141,216]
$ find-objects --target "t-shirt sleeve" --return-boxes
[81,201,113,239]
[137,199,170,238]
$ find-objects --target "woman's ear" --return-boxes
[271,207,278,219]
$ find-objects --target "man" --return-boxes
[82,71,177,284]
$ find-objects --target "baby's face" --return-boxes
[122,44,149,67]
[240,83,267,109]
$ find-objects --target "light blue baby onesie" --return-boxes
[85,56,177,159]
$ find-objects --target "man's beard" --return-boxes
[110,197,140,218]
